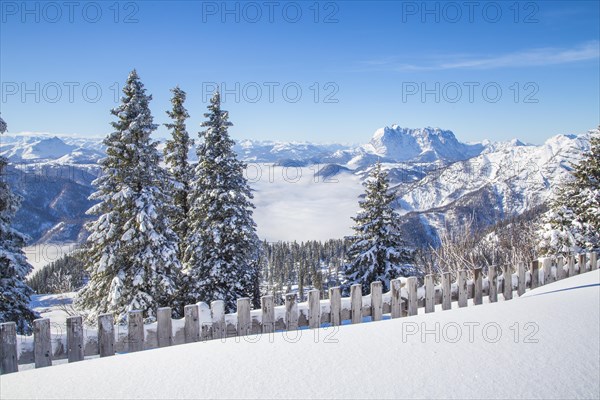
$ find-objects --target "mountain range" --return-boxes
[0,126,593,245]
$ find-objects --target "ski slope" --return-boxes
[2,270,599,399]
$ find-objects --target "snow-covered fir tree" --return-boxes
[182,91,261,312]
[163,86,193,252]
[538,128,600,255]
[343,161,417,295]
[75,70,181,323]
[0,116,38,333]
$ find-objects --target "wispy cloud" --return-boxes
[362,41,600,71]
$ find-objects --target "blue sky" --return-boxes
[1,0,599,144]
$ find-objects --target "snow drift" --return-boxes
[2,270,598,399]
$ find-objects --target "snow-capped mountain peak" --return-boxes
[366,125,484,163]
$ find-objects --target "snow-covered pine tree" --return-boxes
[182,90,261,312]
[343,161,417,295]
[538,128,600,255]
[163,86,193,253]
[0,116,38,333]
[75,70,181,323]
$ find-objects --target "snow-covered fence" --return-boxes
[1,251,598,374]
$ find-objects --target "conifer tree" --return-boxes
[182,91,261,312]
[163,86,193,252]
[75,70,181,323]
[538,128,600,255]
[0,116,38,333]
[343,161,416,294]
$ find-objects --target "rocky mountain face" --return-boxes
[0,127,593,245]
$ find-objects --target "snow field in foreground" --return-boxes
[1,270,599,400]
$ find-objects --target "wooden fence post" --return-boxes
[157,307,172,348]
[308,290,321,329]
[98,313,114,357]
[578,254,586,274]
[425,274,435,313]
[568,255,575,277]
[128,310,144,352]
[184,304,200,343]
[503,267,513,301]
[329,287,341,326]
[391,279,402,318]
[350,284,362,324]
[261,296,274,334]
[237,298,251,337]
[590,252,598,271]
[442,272,452,310]
[542,258,552,284]
[457,270,467,308]
[211,301,225,340]
[198,302,212,341]
[473,268,483,305]
[488,266,498,302]
[285,293,298,331]
[556,256,565,280]
[530,260,540,289]
[0,322,18,374]
[66,316,84,362]
[370,282,383,321]
[407,277,418,316]
[33,318,52,368]
[517,262,526,296]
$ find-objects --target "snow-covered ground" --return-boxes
[2,270,598,399]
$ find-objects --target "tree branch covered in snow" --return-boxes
[538,127,600,255]
[181,90,261,312]
[0,115,38,333]
[343,161,419,294]
[75,70,181,324]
